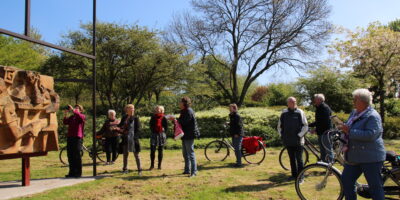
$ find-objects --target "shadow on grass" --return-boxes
[267,172,292,184]
[197,163,239,171]
[121,173,186,181]
[225,174,293,193]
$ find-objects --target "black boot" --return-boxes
[158,147,163,170]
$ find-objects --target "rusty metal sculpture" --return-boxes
[0,66,59,155]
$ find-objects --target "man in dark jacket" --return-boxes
[229,104,244,167]
[309,94,333,162]
[177,97,200,177]
[278,97,308,180]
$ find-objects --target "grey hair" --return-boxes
[287,96,297,103]
[352,88,373,105]
[108,109,116,116]
[314,93,325,102]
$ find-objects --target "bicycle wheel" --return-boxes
[204,140,229,161]
[59,146,69,166]
[279,146,310,170]
[242,140,266,164]
[59,146,84,166]
[295,163,344,200]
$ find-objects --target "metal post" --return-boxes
[92,0,97,177]
[24,0,31,36]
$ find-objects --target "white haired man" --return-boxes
[309,94,333,163]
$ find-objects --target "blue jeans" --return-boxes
[342,162,384,200]
[232,136,243,165]
[182,139,197,175]
[318,134,334,163]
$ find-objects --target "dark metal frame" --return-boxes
[0,0,98,176]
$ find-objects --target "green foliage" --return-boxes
[41,22,192,112]
[0,35,47,70]
[331,22,400,121]
[264,83,300,106]
[296,66,364,113]
[384,117,400,139]
[389,19,400,32]
[385,98,400,117]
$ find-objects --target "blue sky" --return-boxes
[1,0,400,84]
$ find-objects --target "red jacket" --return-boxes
[63,110,86,138]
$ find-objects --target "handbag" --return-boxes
[174,119,184,140]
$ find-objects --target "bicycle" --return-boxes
[278,132,319,170]
[204,125,267,165]
[59,137,119,166]
[294,130,400,200]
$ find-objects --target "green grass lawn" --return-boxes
[1,138,400,200]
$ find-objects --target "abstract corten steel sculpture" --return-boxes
[0,66,60,155]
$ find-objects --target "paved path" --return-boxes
[0,176,105,200]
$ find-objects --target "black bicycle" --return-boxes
[204,126,267,164]
[295,130,400,200]
[59,137,119,166]
[278,132,319,170]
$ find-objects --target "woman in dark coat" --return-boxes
[149,105,168,170]
[96,109,120,164]
[117,104,142,175]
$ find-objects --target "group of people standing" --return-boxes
[63,97,200,178]
[278,89,386,200]
[63,88,387,199]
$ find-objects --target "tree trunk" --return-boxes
[379,89,386,123]
[378,77,386,123]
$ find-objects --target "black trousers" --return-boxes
[105,136,118,162]
[286,146,304,178]
[150,145,163,168]
[67,137,82,176]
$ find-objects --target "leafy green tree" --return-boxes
[0,34,47,70]
[41,22,191,112]
[296,66,364,112]
[389,19,400,32]
[168,0,332,106]
[265,83,299,106]
[332,22,400,121]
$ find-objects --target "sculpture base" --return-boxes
[0,152,48,186]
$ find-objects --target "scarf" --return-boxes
[342,107,372,152]
[154,113,164,133]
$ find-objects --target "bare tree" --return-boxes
[167,0,332,106]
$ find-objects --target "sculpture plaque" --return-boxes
[0,66,59,155]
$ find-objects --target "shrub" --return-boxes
[384,117,400,139]
[385,98,400,117]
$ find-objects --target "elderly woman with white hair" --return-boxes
[97,109,120,165]
[340,89,386,200]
